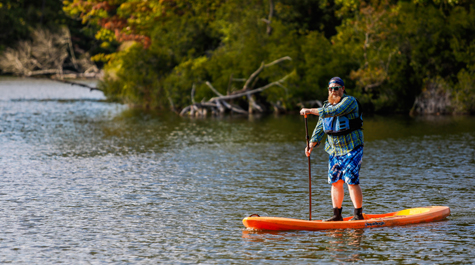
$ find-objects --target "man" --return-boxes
[300,77,364,221]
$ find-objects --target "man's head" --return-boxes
[328,77,345,104]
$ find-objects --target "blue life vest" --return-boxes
[322,98,363,136]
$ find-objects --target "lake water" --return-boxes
[1,77,474,264]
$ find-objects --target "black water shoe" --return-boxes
[323,207,343,222]
[349,207,364,221]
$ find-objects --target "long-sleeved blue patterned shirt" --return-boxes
[310,95,364,156]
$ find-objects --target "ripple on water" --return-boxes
[1,78,475,263]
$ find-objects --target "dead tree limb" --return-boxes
[205,81,248,114]
[261,0,274,35]
[240,56,291,113]
[181,73,290,116]
[205,81,223,96]
[241,56,291,92]
[180,106,192,116]
[180,56,291,117]
[46,77,101,91]
[27,69,61,76]
[209,73,291,102]
[243,62,265,91]
[191,83,196,104]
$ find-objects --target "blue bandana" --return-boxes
[329,77,344,86]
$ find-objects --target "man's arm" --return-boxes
[300,108,319,116]
[316,96,358,118]
[306,117,324,156]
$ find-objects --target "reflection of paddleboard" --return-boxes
[243,206,450,231]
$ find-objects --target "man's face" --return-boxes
[328,83,345,104]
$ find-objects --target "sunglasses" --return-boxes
[328,86,342,91]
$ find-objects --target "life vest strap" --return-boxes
[326,119,362,136]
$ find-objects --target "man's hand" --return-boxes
[305,142,318,157]
[300,108,318,116]
[305,145,313,157]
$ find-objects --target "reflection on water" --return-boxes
[326,229,364,262]
[240,221,456,263]
[241,229,365,262]
[1,78,475,263]
[242,228,365,248]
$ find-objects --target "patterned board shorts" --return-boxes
[328,145,363,185]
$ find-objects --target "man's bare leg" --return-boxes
[348,184,363,208]
[331,180,345,208]
[324,180,345,221]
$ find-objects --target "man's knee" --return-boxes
[332,180,345,187]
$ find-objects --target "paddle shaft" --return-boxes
[305,115,311,221]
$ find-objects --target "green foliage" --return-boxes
[450,4,475,114]
[299,31,335,100]
[332,1,475,113]
[452,69,475,113]
[0,0,108,71]
[62,0,356,111]
[98,0,475,113]
[101,42,169,108]
[6,0,474,114]
[0,0,69,47]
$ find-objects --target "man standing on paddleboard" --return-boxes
[300,77,364,221]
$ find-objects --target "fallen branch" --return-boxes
[209,73,291,102]
[47,77,101,91]
[205,81,248,114]
[180,56,292,117]
[181,74,290,116]
[26,69,60,76]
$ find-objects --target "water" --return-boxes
[1,77,474,264]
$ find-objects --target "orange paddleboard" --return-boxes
[243,206,450,231]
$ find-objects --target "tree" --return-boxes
[61,0,475,114]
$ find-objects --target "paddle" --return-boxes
[304,115,312,221]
